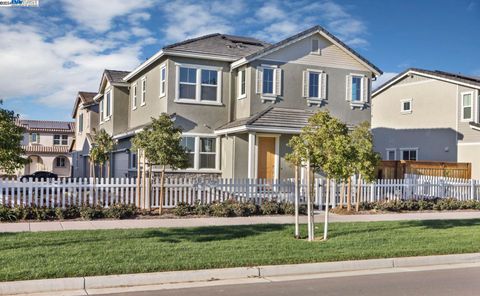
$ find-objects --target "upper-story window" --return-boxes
[99,98,104,121]
[238,69,246,99]
[176,64,222,105]
[386,149,396,161]
[401,99,413,114]
[30,133,39,144]
[78,113,84,133]
[311,38,321,55]
[256,65,281,101]
[302,70,327,104]
[160,64,167,97]
[346,74,368,106]
[132,83,137,110]
[105,91,111,118]
[141,77,146,106]
[54,135,68,146]
[461,92,473,121]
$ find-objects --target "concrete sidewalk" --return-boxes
[1,211,480,233]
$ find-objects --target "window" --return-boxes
[181,136,196,168]
[105,91,111,118]
[160,65,166,97]
[132,83,137,110]
[141,77,146,106]
[401,149,418,161]
[462,92,473,121]
[386,149,396,161]
[55,157,66,168]
[180,136,217,170]
[401,99,412,113]
[54,135,68,146]
[351,76,362,102]
[176,65,222,104]
[238,69,246,99]
[262,67,274,95]
[130,152,137,169]
[99,98,104,121]
[201,69,218,101]
[309,72,320,98]
[78,113,84,133]
[200,138,216,169]
[311,38,320,54]
[179,67,197,100]
[30,133,39,144]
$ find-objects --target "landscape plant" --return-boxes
[89,129,116,178]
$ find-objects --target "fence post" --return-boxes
[370,182,375,202]
[471,179,476,201]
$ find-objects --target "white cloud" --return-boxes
[60,0,156,32]
[373,72,399,90]
[255,3,287,21]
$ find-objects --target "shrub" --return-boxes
[260,200,280,215]
[279,202,294,215]
[194,203,211,216]
[0,206,17,222]
[80,205,104,220]
[228,201,257,217]
[173,202,192,216]
[104,204,137,219]
[209,201,234,217]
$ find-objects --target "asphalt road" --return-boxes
[98,266,480,296]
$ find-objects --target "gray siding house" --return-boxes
[372,68,480,179]
[105,26,382,179]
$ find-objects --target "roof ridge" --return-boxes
[163,33,222,50]
[19,119,74,124]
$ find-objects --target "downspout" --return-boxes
[228,67,234,123]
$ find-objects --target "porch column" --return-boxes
[248,132,256,179]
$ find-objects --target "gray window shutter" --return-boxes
[345,75,352,101]
[256,67,263,94]
[320,72,327,100]
[274,68,282,96]
[362,76,369,102]
[302,71,309,98]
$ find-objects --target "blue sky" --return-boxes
[1,0,479,121]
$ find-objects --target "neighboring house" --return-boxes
[70,91,99,178]
[94,69,131,178]
[16,119,75,177]
[372,68,480,179]
[93,25,381,179]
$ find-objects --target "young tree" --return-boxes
[350,121,381,211]
[90,129,116,178]
[287,111,355,241]
[0,100,29,174]
[132,114,189,214]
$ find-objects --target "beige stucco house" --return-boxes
[16,119,75,177]
[372,68,480,179]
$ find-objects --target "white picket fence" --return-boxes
[1,175,479,209]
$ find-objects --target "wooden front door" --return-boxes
[257,137,276,180]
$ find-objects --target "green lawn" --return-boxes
[2,219,480,282]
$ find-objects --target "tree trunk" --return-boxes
[159,165,166,215]
[294,164,300,239]
[356,174,362,212]
[306,159,312,241]
[347,176,352,212]
[136,149,141,208]
[340,180,345,208]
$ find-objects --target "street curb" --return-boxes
[2,253,480,295]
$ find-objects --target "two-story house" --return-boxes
[372,68,480,179]
[16,119,75,177]
[109,25,381,179]
[70,91,98,178]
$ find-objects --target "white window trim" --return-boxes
[399,147,419,161]
[30,133,39,144]
[461,91,474,122]
[349,73,365,106]
[237,69,247,100]
[400,98,413,114]
[132,83,137,110]
[180,133,220,172]
[175,63,223,105]
[53,134,68,146]
[141,77,147,106]
[129,152,137,169]
[385,148,396,161]
[160,64,167,98]
[307,69,323,102]
[261,64,277,100]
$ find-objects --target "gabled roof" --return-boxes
[215,107,315,134]
[231,25,382,76]
[96,69,130,97]
[17,120,75,133]
[23,145,70,154]
[71,91,98,118]
[373,68,480,97]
